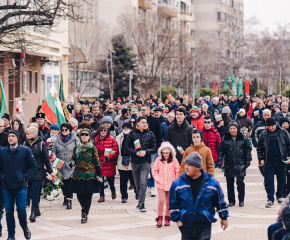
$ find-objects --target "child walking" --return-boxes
[152,142,180,228]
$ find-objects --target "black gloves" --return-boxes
[216,161,222,168]
[105,156,109,161]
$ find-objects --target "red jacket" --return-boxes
[94,133,119,177]
[202,125,221,162]
[186,114,205,130]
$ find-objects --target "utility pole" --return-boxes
[160,75,162,100]
[192,55,195,103]
[280,66,282,95]
[186,72,188,96]
[74,53,76,117]
[129,70,133,98]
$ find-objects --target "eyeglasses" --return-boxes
[61,129,69,132]
[80,133,89,137]
[204,121,211,124]
[100,130,107,132]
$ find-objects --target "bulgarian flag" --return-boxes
[41,84,66,125]
[177,146,185,155]
[51,177,60,185]
[104,148,111,157]
[254,110,259,116]
[53,158,64,169]
[215,114,222,122]
[134,139,141,150]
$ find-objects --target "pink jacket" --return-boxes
[152,157,180,191]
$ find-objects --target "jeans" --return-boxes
[147,153,158,188]
[61,178,73,199]
[179,224,211,240]
[100,176,115,197]
[77,194,93,214]
[119,170,136,199]
[264,160,286,202]
[268,221,285,240]
[131,162,151,206]
[226,177,245,203]
[3,188,28,238]
[28,181,42,207]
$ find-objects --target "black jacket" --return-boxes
[91,120,101,131]
[214,121,230,139]
[147,115,162,148]
[165,119,194,163]
[24,138,53,182]
[208,104,223,117]
[257,125,290,163]
[21,131,46,145]
[235,114,253,131]
[217,129,252,178]
[124,126,157,164]
[157,116,166,125]
[0,145,37,189]
[251,119,267,147]
[3,126,11,134]
[0,132,8,147]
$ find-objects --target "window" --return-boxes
[26,71,31,93]
[217,12,221,21]
[54,75,60,92]
[47,76,52,96]
[33,72,37,93]
[180,2,186,14]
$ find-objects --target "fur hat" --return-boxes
[157,141,176,158]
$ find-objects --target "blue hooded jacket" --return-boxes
[169,169,228,228]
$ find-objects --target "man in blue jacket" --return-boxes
[169,152,228,240]
[229,96,239,118]
[0,130,37,240]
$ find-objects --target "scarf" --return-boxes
[100,134,105,140]
[50,133,58,142]
[60,133,71,143]
[75,141,93,157]
[27,137,38,146]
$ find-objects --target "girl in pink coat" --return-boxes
[152,141,180,228]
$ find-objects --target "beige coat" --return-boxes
[116,132,132,171]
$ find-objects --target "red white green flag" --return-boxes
[177,146,185,155]
[53,158,64,169]
[51,177,60,185]
[134,139,141,150]
[104,148,111,157]
[254,110,259,116]
[41,85,66,125]
[215,114,222,122]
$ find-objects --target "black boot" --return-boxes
[66,200,72,209]
[29,207,36,222]
[81,213,87,224]
[23,227,31,239]
[35,206,41,217]
[26,202,30,207]
[63,197,67,206]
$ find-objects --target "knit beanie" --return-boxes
[80,128,92,138]
[266,117,276,126]
[8,129,20,141]
[222,106,231,114]
[50,123,60,131]
[280,117,289,126]
[103,116,113,124]
[184,152,202,168]
[190,106,200,113]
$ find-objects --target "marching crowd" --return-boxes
[1,93,290,240]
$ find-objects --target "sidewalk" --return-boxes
[2,150,276,239]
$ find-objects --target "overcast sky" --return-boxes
[244,0,290,32]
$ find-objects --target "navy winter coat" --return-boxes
[169,170,228,228]
[0,145,37,189]
[229,101,239,118]
[160,119,170,141]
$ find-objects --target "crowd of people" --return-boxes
[2,92,290,239]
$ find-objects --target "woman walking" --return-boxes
[11,119,25,140]
[152,142,180,227]
[69,128,102,223]
[94,124,119,202]
[24,127,55,222]
[53,122,79,209]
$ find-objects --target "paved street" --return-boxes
[4,149,278,239]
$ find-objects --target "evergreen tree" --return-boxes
[100,34,138,99]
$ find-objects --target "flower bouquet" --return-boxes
[41,153,63,203]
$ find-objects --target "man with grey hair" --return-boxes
[251,109,272,147]
[91,105,104,123]
[0,119,8,147]
[274,102,290,125]
[104,104,117,120]
[208,96,223,116]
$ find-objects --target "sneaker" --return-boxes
[146,187,151,196]
[150,188,157,197]
[136,204,141,209]
[139,204,146,212]
[239,202,244,207]
[277,198,283,205]
[265,200,274,208]
[122,198,127,203]
[129,184,134,190]
[227,203,235,207]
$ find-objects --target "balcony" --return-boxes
[180,34,193,41]
[159,28,175,38]
[158,3,177,18]
[139,0,153,10]
[180,14,193,22]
